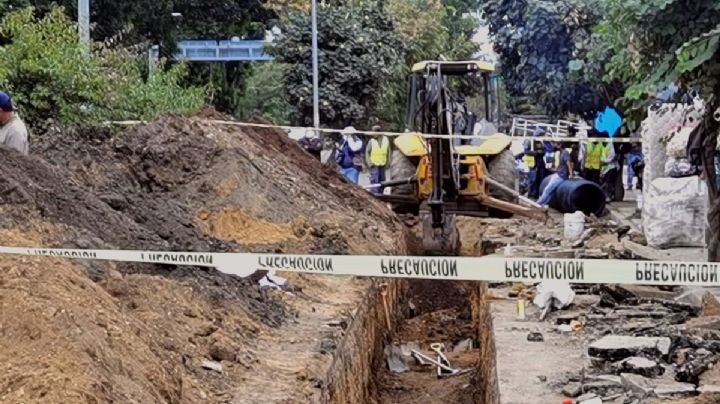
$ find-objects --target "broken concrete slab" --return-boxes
[654,381,696,398]
[613,356,665,378]
[562,382,582,397]
[588,336,671,360]
[620,373,655,395]
[587,374,622,385]
[582,380,625,396]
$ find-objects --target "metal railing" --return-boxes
[148,39,273,67]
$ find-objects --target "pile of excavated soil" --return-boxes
[0,112,408,403]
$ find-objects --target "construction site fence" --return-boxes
[107,119,643,144]
[2,245,717,287]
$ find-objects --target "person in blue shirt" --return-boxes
[537,142,573,207]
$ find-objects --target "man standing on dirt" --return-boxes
[365,125,390,194]
[0,92,28,155]
[537,142,573,207]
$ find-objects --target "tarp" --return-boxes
[594,107,623,137]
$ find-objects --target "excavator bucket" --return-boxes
[421,214,460,256]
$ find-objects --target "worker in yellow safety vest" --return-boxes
[600,138,619,202]
[366,126,391,194]
[583,141,602,185]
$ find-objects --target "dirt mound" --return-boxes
[0,113,408,402]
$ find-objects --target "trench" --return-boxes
[318,273,500,403]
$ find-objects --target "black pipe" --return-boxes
[539,177,607,216]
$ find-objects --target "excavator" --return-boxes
[373,61,547,255]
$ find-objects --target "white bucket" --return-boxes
[563,212,585,241]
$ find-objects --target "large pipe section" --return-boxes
[539,177,607,216]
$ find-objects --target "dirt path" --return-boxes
[491,289,589,404]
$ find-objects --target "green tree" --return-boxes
[0,6,205,128]
[234,61,290,123]
[482,0,613,118]
[583,0,720,129]
[271,0,405,128]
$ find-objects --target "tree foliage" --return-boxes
[483,0,617,118]
[584,0,720,128]
[0,6,205,127]
[234,61,289,123]
[271,0,405,128]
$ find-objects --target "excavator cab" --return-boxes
[375,61,546,255]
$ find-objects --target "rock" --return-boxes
[573,295,602,308]
[209,342,236,362]
[685,315,720,330]
[537,375,547,382]
[562,382,582,397]
[578,398,601,404]
[453,338,474,353]
[575,393,598,402]
[587,374,622,385]
[320,338,337,354]
[654,381,696,398]
[195,324,218,337]
[527,332,544,342]
[588,336,671,360]
[614,356,665,378]
[620,373,655,395]
[201,359,223,373]
[701,292,720,317]
[582,380,624,396]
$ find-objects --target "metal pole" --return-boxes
[78,0,90,48]
[311,0,320,130]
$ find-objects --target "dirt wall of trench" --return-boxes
[320,279,402,403]
[472,282,501,404]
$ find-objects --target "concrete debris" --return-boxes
[620,373,655,395]
[452,338,474,353]
[588,336,671,360]
[562,382,582,397]
[201,359,223,373]
[527,332,544,342]
[575,393,598,402]
[578,398,602,404]
[614,357,665,378]
[558,324,573,333]
[653,381,696,398]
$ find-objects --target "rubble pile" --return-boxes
[455,215,641,260]
[552,285,720,403]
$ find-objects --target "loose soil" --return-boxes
[0,112,408,403]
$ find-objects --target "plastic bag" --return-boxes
[664,158,698,178]
[642,176,707,248]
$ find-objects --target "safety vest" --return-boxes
[584,142,602,170]
[601,142,616,172]
[523,154,536,169]
[369,137,390,166]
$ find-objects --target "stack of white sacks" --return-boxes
[641,100,708,248]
